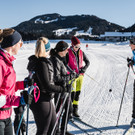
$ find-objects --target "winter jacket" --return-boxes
[50,54,68,86]
[27,55,65,101]
[67,47,90,75]
[0,49,24,120]
[132,50,135,65]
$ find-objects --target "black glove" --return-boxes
[75,73,79,78]
[70,71,78,80]
[24,77,34,88]
[79,68,85,74]
[66,84,72,93]
[61,84,72,99]
[21,90,33,105]
[127,58,134,67]
[14,106,26,135]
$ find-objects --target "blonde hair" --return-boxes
[0,28,15,43]
[35,37,49,58]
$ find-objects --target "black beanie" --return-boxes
[55,41,68,52]
[1,31,22,48]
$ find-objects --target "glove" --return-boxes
[79,68,85,74]
[75,73,79,78]
[14,106,26,135]
[24,77,34,88]
[127,58,134,67]
[21,90,33,105]
[66,84,72,93]
[61,84,72,99]
[70,71,78,80]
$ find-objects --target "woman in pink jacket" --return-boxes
[0,28,29,135]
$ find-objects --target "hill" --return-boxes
[13,13,125,40]
[124,23,135,32]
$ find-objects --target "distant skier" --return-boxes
[66,36,90,117]
[86,44,89,50]
[127,37,135,125]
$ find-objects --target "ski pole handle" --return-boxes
[29,71,35,80]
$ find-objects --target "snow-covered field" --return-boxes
[12,40,135,135]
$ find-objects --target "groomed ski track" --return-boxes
[12,40,135,135]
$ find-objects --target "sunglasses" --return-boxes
[74,46,80,49]
[19,40,23,47]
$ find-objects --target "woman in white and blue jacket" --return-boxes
[128,38,135,125]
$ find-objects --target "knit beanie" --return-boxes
[71,36,80,46]
[45,41,51,52]
[1,31,22,49]
[130,38,135,45]
[55,41,68,52]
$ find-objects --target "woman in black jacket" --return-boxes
[50,41,75,135]
[27,37,66,135]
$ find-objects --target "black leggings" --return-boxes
[30,100,56,135]
[54,93,73,132]
[0,118,13,135]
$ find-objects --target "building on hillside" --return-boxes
[100,32,135,42]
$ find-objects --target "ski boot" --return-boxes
[73,108,80,118]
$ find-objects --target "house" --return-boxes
[100,32,135,42]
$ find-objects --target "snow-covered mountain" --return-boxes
[13,13,125,41]
[11,40,135,135]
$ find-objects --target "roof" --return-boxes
[100,32,135,37]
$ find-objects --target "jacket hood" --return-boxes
[27,55,50,72]
[27,55,38,72]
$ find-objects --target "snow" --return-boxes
[35,18,58,24]
[12,40,135,135]
[53,27,77,36]
[75,27,93,37]
[53,27,97,37]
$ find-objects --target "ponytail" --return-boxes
[50,48,57,56]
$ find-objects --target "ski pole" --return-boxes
[16,107,26,135]
[26,71,35,135]
[51,93,69,135]
[55,93,61,110]
[85,73,99,84]
[116,66,130,127]
[85,73,112,92]
[63,79,75,135]
[63,95,71,135]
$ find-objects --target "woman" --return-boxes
[27,37,66,135]
[0,28,30,135]
[127,38,135,125]
[66,36,90,117]
[50,41,74,135]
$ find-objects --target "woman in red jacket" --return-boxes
[66,36,90,117]
[0,28,29,135]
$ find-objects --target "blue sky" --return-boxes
[1,0,135,29]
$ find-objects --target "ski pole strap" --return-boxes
[33,83,40,103]
[0,107,11,111]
